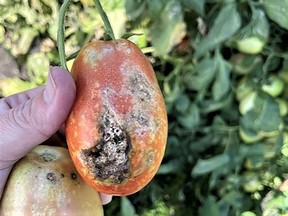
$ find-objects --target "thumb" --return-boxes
[0,67,76,166]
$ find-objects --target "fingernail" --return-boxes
[100,194,113,205]
[43,68,57,103]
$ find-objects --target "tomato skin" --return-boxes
[0,145,103,215]
[66,39,168,196]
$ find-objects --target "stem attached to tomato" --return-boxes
[57,0,71,71]
[93,0,117,43]
[57,0,117,71]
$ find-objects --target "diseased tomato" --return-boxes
[65,39,168,196]
[0,145,103,216]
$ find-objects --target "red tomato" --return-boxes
[66,39,168,196]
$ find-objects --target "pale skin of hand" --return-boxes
[0,67,112,204]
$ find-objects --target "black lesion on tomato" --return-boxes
[46,172,59,184]
[128,73,154,102]
[81,111,132,184]
[71,172,77,180]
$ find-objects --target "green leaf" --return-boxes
[199,93,233,113]
[121,197,136,216]
[146,0,167,20]
[263,0,288,30]
[241,8,269,40]
[218,191,244,211]
[158,159,183,175]
[149,0,186,55]
[227,8,269,54]
[125,0,146,20]
[192,154,230,176]
[184,58,216,91]
[180,0,205,15]
[212,54,231,101]
[195,3,241,57]
[163,75,182,111]
[199,196,221,216]
[127,31,147,48]
[177,103,200,129]
[175,93,190,113]
[240,93,283,136]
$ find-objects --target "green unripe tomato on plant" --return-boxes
[242,172,264,193]
[261,75,284,97]
[241,211,257,216]
[276,98,288,117]
[236,77,254,101]
[239,91,257,115]
[237,36,265,55]
[239,127,263,144]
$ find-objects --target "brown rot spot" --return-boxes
[41,153,56,162]
[81,111,131,184]
[46,172,59,184]
[122,65,155,103]
[127,70,154,103]
[145,150,154,167]
[132,112,149,126]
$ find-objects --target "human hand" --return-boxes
[0,67,112,204]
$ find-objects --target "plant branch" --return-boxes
[57,0,72,71]
[93,0,117,43]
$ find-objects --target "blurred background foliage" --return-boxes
[1,0,288,215]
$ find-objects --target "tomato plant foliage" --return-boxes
[1,0,288,215]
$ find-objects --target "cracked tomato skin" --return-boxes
[66,39,168,196]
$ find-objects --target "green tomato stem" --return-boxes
[57,0,116,71]
[93,0,117,43]
[57,0,71,71]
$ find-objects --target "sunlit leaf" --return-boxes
[108,9,127,38]
[149,0,186,55]
[0,78,36,97]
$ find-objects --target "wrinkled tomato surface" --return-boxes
[66,39,168,196]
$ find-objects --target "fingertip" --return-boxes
[41,66,76,135]
[50,66,75,86]
[50,66,76,103]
